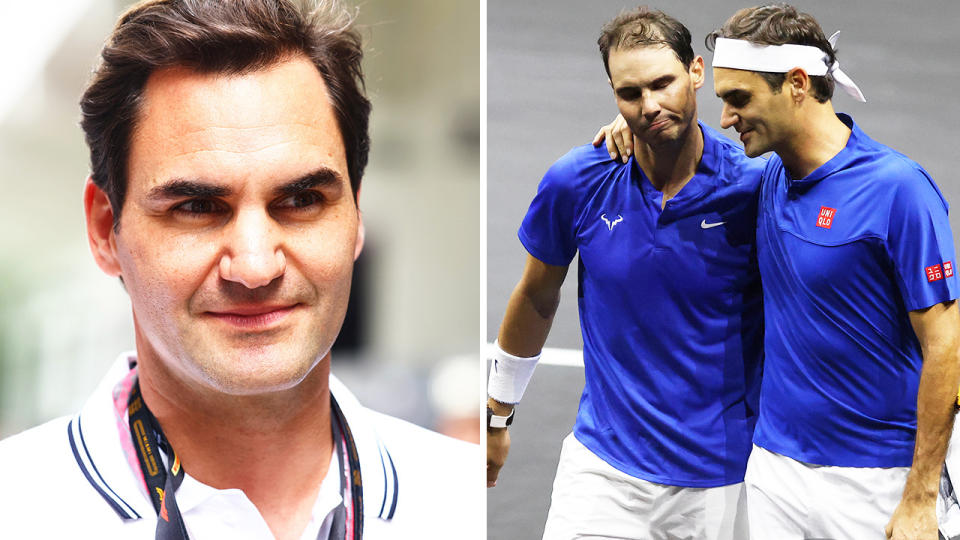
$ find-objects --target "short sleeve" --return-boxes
[887,168,959,310]
[517,154,581,266]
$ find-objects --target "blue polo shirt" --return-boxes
[754,114,958,467]
[519,123,765,487]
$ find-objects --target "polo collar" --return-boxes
[68,353,400,525]
[635,121,721,206]
[789,113,864,186]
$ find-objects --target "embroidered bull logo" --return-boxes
[601,213,623,231]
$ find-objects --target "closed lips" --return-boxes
[207,304,299,328]
[648,118,670,130]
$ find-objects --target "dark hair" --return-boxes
[705,3,835,103]
[80,0,371,226]
[598,7,695,78]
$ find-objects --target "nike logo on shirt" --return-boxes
[700,219,725,229]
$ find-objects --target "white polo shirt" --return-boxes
[0,353,483,539]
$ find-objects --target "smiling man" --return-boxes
[707,5,960,540]
[0,1,478,538]
[487,8,764,539]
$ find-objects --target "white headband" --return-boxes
[712,31,865,102]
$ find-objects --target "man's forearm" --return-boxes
[486,268,563,487]
[497,281,561,359]
[488,288,558,414]
[489,256,567,411]
[903,340,959,501]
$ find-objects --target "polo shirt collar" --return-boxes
[170,450,342,538]
[635,121,721,205]
[696,121,722,178]
[789,113,863,186]
[69,353,400,527]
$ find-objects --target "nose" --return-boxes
[640,90,661,119]
[218,208,286,289]
[720,104,738,129]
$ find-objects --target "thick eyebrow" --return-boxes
[717,88,749,101]
[615,74,673,92]
[273,167,344,197]
[650,74,674,86]
[146,179,230,201]
[144,167,345,202]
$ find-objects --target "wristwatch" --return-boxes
[487,406,515,429]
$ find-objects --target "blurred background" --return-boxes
[487,0,960,536]
[0,0,483,444]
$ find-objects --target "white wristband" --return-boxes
[487,341,540,404]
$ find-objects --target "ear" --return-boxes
[354,214,365,261]
[689,55,705,90]
[83,177,122,277]
[353,188,364,260]
[785,67,810,102]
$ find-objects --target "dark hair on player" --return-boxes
[705,3,835,103]
[598,7,695,77]
[80,0,370,227]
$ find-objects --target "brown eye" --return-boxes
[173,198,225,216]
[275,190,325,211]
[293,191,322,208]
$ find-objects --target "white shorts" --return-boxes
[939,419,960,539]
[745,445,909,540]
[541,433,748,540]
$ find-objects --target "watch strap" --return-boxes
[487,406,514,428]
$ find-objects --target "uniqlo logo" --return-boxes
[926,264,944,282]
[945,261,954,278]
[816,206,836,229]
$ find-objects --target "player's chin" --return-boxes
[650,118,690,142]
[641,126,674,145]
[741,139,767,158]
[196,342,324,395]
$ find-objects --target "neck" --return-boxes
[634,120,704,205]
[136,344,333,540]
[777,103,850,179]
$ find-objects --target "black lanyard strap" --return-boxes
[127,381,363,539]
[331,397,364,539]
[128,385,190,539]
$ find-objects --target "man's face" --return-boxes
[98,56,362,395]
[608,45,703,148]
[714,67,794,157]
